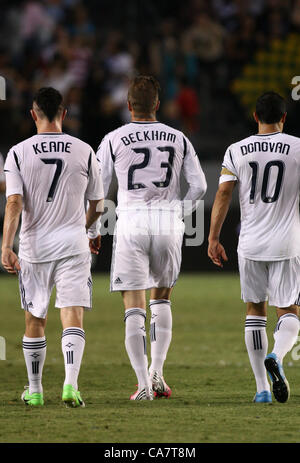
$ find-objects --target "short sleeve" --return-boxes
[4,148,23,197]
[182,137,207,191]
[219,146,238,184]
[96,135,114,198]
[85,149,104,201]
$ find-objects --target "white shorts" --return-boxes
[18,251,92,319]
[238,255,300,308]
[110,210,185,291]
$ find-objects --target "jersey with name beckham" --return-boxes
[97,121,205,212]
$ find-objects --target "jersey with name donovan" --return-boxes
[221,132,300,261]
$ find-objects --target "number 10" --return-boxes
[249,160,284,204]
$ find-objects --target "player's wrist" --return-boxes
[1,245,13,251]
[208,235,219,242]
[87,229,99,239]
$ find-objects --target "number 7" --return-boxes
[41,158,64,202]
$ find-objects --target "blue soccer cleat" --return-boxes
[264,353,290,403]
[253,390,272,403]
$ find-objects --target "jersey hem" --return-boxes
[18,249,90,264]
[237,251,299,261]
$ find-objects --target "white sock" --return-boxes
[149,299,172,377]
[245,316,270,393]
[124,308,150,390]
[272,313,300,363]
[22,336,47,394]
[61,327,85,390]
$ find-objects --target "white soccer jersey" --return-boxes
[5,132,104,263]
[96,121,207,213]
[221,131,300,260]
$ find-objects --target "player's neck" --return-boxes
[257,123,283,135]
[36,121,63,134]
[131,113,157,122]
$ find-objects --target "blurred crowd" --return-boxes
[0,0,300,156]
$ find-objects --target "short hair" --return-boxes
[128,76,160,116]
[255,91,286,124]
[33,87,64,122]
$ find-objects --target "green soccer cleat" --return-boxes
[62,384,85,408]
[21,387,44,406]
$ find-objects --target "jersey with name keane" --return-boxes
[96,121,207,214]
[5,132,104,263]
[220,131,300,260]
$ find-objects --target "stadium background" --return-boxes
[1,0,300,446]
[0,0,300,273]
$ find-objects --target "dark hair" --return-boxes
[128,76,160,116]
[255,91,286,124]
[33,87,64,122]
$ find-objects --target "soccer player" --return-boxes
[1,87,104,407]
[208,92,300,403]
[95,76,207,400]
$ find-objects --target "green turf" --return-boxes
[0,272,300,443]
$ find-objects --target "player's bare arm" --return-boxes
[86,199,104,255]
[208,180,236,268]
[0,181,6,194]
[1,194,22,274]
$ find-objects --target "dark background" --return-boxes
[0,0,299,272]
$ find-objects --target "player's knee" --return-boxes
[277,305,299,318]
[246,301,266,316]
[25,311,46,336]
[122,290,146,310]
[151,287,172,300]
[60,306,84,329]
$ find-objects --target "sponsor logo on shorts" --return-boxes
[114,277,123,284]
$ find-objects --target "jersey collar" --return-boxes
[131,121,159,124]
[37,132,65,135]
[255,131,281,136]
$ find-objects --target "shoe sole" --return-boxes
[21,391,44,406]
[23,400,44,406]
[130,393,153,401]
[153,390,171,398]
[152,381,172,399]
[62,396,85,408]
[264,357,290,403]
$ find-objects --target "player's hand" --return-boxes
[208,239,228,268]
[1,247,21,274]
[89,235,101,255]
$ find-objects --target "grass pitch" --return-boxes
[0,272,300,443]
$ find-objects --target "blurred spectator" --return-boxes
[62,86,82,137]
[292,0,300,29]
[20,1,55,49]
[176,78,200,136]
[0,0,299,158]
[182,13,225,64]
